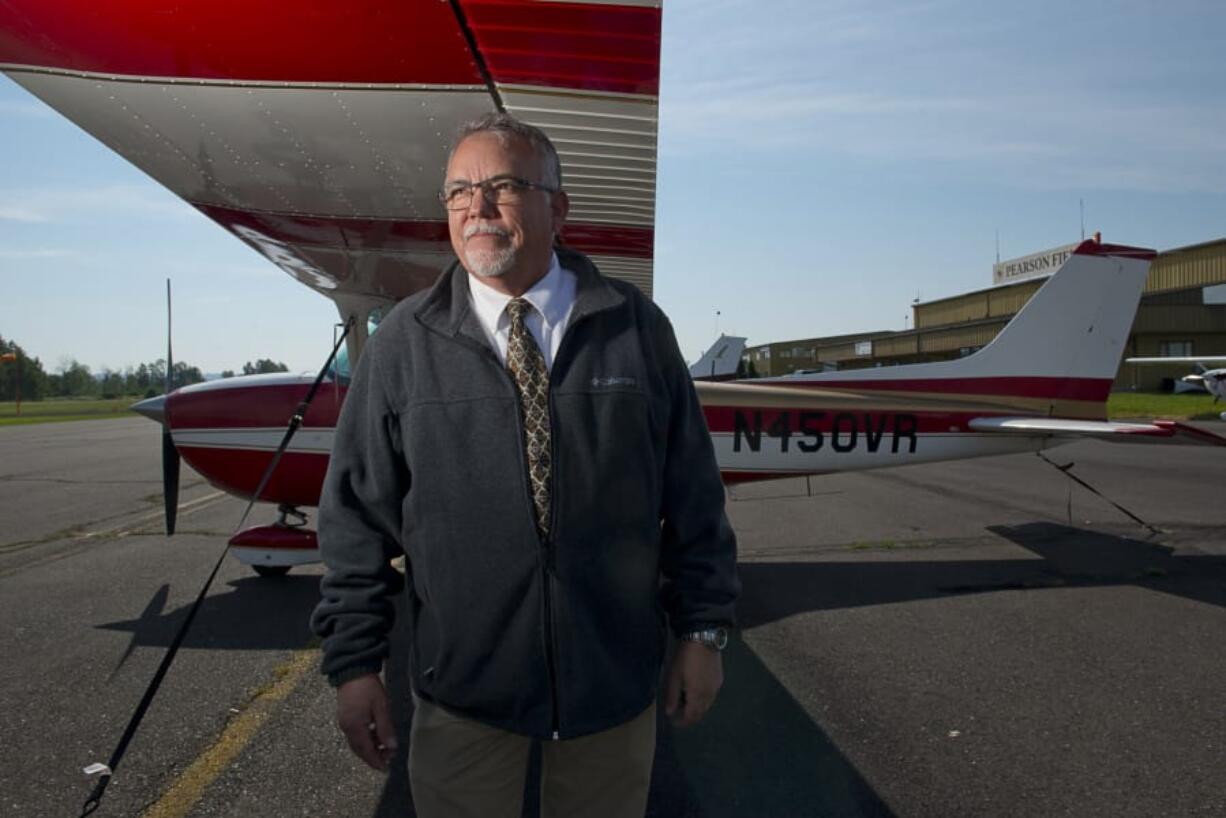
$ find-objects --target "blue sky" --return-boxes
[3,0,1225,373]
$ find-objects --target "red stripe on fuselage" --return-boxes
[771,376,1112,403]
[0,1,483,85]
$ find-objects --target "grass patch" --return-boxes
[848,540,897,550]
[1107,392,1222,421]
[0,397,142,426]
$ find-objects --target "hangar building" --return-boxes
[742,238,1226,391]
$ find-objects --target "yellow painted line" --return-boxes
[140,647,319,818]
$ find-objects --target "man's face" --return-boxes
[444,132,568,287]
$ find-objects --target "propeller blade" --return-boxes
[162,427,180,535]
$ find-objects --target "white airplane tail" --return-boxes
[931,241,1154,381]
[780,240,1156,412]
[690,335,748,381]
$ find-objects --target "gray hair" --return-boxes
[450,112,563,189]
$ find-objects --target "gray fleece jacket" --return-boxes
[310,248,739,739]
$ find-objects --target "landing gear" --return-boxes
[276,504,308,528]
[227,504,321,578]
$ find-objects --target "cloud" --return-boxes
[0,205,48,223]
[0,248,78,260]
[0,184,194,224]
[657,6,1226,194]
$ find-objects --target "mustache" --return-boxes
[463,223,511,241]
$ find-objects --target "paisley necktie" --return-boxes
[505,298,552,538]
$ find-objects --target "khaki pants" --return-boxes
[408,696,656,818]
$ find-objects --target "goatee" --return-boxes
[464,223,517,278]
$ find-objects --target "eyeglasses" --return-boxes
[439,175,558,211]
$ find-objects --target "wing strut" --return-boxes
[1035,451,1161,536]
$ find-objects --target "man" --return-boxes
[311,113,738,817]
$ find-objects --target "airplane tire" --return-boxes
[253,565,291,578]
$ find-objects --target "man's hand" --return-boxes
[336,673,398,771]
[663,640,724,728]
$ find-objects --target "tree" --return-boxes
[171,361,205,389]
[0,336,48,401]
[242,359,289,375]
[55,359,97,398]
[220,370,236,379]
[99,368,127,399]
[129,363,152,394]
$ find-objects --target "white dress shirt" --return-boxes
[466,253,578,372]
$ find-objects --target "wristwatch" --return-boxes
[680,628,729,652]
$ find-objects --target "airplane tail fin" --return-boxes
[690,335,748,381]
[780,240,1156,416]
[937,241,1155,390]
[936,240,1147,387]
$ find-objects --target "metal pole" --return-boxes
[15,353,20,417]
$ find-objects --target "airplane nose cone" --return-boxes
[131,394,166,424]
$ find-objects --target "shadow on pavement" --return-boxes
[94,575,320,652]
[373,601,894,818]
[987,522,1226,609]
[737,523,1226,629]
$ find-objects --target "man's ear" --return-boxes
[551,189,570,233]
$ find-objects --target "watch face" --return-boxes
[713,628,729,650]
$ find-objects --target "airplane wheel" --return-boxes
[253,565,291,578]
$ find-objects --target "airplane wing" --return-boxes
[0,1,661,318]
[968,417,1226,446]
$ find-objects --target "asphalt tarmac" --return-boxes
[1,417,1224,818]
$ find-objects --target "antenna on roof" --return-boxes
[995,229,1000,264]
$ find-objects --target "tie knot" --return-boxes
[506,297,533,325]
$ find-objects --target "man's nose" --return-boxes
[467,188,499,217]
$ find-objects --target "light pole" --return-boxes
[714,310,721,339]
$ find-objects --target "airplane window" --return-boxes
[330,310,384,381]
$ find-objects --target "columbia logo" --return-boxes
[591,376,637,388]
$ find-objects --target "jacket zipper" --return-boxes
[541,541,561,740]
[539,308,592,740]
[452,305,604,741]
[500,329,569,742]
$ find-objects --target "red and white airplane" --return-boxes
[3,1,1223,576]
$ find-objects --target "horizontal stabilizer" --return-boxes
[968,416,1226,446]
[1125,357,1226,365]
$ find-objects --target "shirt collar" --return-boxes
[468,252,570,329]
